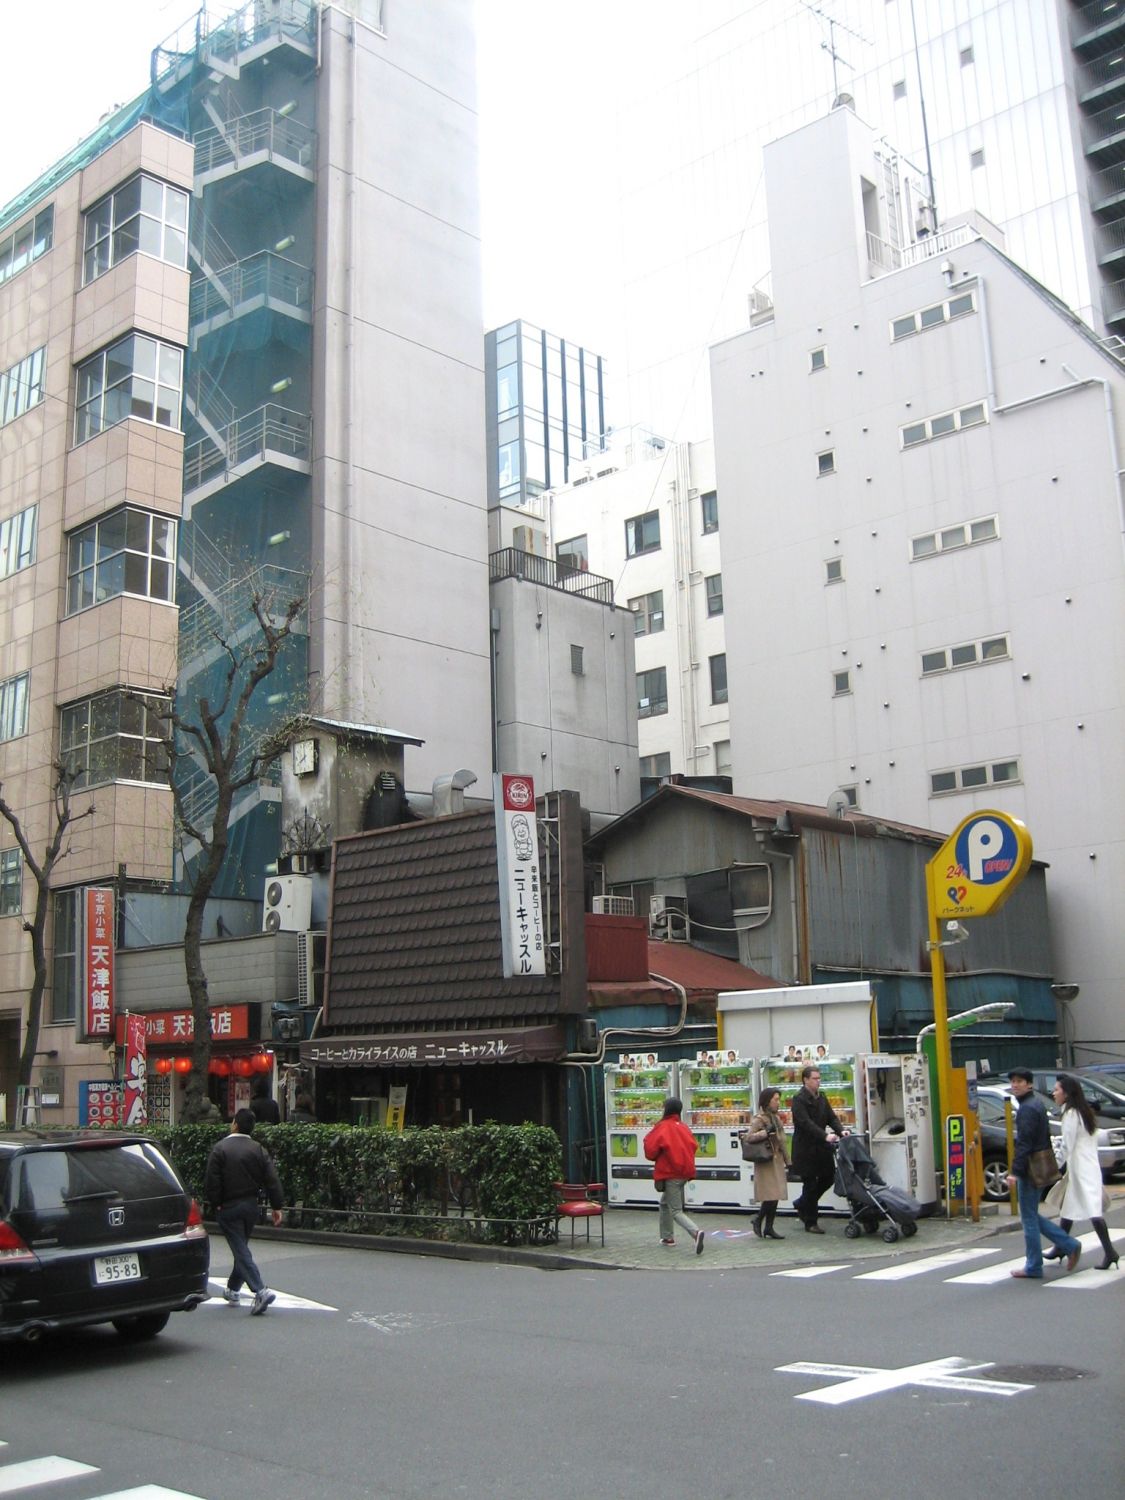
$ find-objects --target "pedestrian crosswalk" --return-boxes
[770,1230,1123,1289]
[0,1442,204,1499]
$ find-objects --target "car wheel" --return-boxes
[112,1312,170,1342]
[982,1157,1011,1202]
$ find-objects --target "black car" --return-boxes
[0,1132,210,1345]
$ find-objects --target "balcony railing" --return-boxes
[194,108,316,179]
[190,251,312,325]
[183,404,311,494]
[153,0,317,88]
[1071,0,1125,48]
[1081,100,1125,156]
[489,548,615,604]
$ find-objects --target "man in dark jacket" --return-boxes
[249,1078,281,1125]
[790,1065,843,1233]
[204,1108,284,1313]
[1005,1067,1081,1279]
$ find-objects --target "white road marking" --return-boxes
[206,1280,336,1312]
[92,1488,208,1499]
[777,1355,1033,1405]
[947,1231,1102,1285]
[0,1457,97,1493]
[769,1264,849,1278]
[855,1246,1001,1280]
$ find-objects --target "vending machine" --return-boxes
[859,1052,937,1211]
[678,1054,756,1208]
[759,1050,860,1215]
[604,1056,677,1205]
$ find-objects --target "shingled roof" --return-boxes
[325,807,565,1029]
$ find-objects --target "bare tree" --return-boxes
[0,762,96,1090]
[152,581,307,1121]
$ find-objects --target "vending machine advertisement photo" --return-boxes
[604,1056,676,1205]
[678,1052,755,1208]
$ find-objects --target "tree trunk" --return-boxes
[179,788,234,1122]
[17,894,50,1090]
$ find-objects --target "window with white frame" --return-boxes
[640,752,671,778]
[0,347,45,428]
[0,504,37,580]
[809,346,827,372]
[929,759,1020,797]
[628,589,664,635]
[700,491,718,533]
[921,634,1010,676]
[910,513,998,560]
[709,653,728,704]
[66,506,176,614]
[637,666,668,718]
[825,556,843,584]
[817,449,836,476]
[82,174,188,285]
[832,669,851,696]
[50,889,79,1024]
[625,510,661,557]
[0,673,30,742]
[0,848,21,917]
[704,573,723,616]
[715,739,732,777]
[60,688,170,788]
[891,291,976,341]
[74,334,183,444]
[901,401,987,448]
[0,205,53,288]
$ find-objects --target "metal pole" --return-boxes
[908,0,938,228]
[926,902,954,1186]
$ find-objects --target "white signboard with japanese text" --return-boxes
[494,773,546,978]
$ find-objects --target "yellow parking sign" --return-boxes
[927,809,1032,921]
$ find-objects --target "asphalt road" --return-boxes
[4,1221,1123,1500]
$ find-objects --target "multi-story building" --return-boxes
[710,104,1125,1061]
[0,0,490,1117]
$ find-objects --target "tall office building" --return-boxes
[616,0,1124,440]
[0,0,489,1111]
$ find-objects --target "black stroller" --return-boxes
[833,1133,921,1244]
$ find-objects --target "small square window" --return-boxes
[640,752,672,779]
[970,516,998,543]
[817,449,836,476]
[921,650,948,675]
[701,491,719,533]
[960,402,986,427]
[950,643,978,668]
[961,764,988,788]
[930,412,956,438]
[930,770,958,795]
[570,644,584,676]
[892,315,917,341]
[810,347,827,372]
[981,636,1009,661]
[841,785,858,808]
[940,525,967,550]
[825,557,843,583]
[919,304,945,329]
[911,533,937,559]
[992,760,1019,783]
[893,80,907,100]
[902,423,928,447]
[960,45,974,67]
[833,670,851,696]
[709,653,728,705]
[948,293,975,319]
[970,148,985,170]
[704,573,723,616]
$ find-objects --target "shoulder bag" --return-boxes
[1027,1146,1060,1189]
[740,1130,773,1164]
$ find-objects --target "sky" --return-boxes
[0,0,670,369]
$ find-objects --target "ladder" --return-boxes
[15,1085,41,1127]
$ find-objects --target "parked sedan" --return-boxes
[1017,1067,1125,1124]
[0,1132,209,1346]
[974,1084,1125,1201]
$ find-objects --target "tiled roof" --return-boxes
[588,941,778,1010]
[325,810,560,1029]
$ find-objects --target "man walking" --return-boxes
[644,1097,706,1254]
[791,1064,843,1233]
[204,1107,284,1313]
[1005,1067,1081,1279]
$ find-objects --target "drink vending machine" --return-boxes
[604,1057,677,1205]
[678,1054,755,1208]
[759,1052,859,1215]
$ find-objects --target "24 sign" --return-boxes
[927,811,1032,921]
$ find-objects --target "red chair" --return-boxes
[553,1181,606,1246]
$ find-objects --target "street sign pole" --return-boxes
[926,902,954,1152]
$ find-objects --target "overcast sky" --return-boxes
[0,0,670,363]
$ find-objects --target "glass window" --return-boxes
[960,403,987,428]
[902,422,928,447]
[940,525,967,551]
[912,514,998,560]
[701,491,719,533]
[66,506,177,614]
[970,516,998,543]
[637,667,668,718]
[74,334,183,444]
[825,557,843,582]
[50,889,79,1024]
[930,770,958,795]
[625,510,660,557]
[629,590,664,635]
[930,412,956,438]
[981,636,1009,661]
[83,174,189,285]
[817,449,836,475]
[911,533,937,559]
[640,752,671,778]
[556,535,588,574]
[496,364,518,415]
[0,206,53,288]
[950,642,978,668]
[709,653,728,704]
[961,764,988,788]
[0,848,21,917]
[809,347,827,372]
[60,688,170,789]
[833,669,851,695]
[992,760,1019,783]
[919,304,945,329]
[930,759,1020,796]
[570,644,584,676]
[948,293,975,319]
[0,672,30,741]
[704,574,723,615]
[730,864,771,917]
[0,347,46,428]
[891,314,917,341]
[0,504,37,580]
[715,740,732,776]
[921,650,948,675]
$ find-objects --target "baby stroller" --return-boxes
[833,1133,921,1244]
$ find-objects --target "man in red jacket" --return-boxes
[644,1096,705,1254]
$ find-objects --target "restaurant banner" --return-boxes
[300,1025,566,1069]
[113,1004,251,1045]
[493,773,546,978]
[84,887,115,1040]
[122,1013,147,1126]
[79,1080,123,1127]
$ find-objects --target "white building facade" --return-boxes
[711,105,1125,1061]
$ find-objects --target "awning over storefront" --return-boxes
[300,1024,567,1069]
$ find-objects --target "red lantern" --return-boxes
[233,1057,254,1077]
[173,1055,192,1074]
[212,1057,232,1078]
[252,1051,273,1074]
[153,1056,173,1076]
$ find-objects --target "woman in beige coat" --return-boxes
[745,1087,790,1240]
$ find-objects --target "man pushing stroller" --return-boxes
[791,1063,846,1233]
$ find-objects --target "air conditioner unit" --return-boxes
[649,894,689,942]
[512,524,548,556]
[297,929,327,1008]
[592,895,635,916]
[262,874,313,933]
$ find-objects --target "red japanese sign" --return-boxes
[84,887,115,1039]
[112,1004,251,1046]
[82,1080,123,1127]
[122,1013,147,1127]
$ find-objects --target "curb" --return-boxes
[209,1221,607,1272]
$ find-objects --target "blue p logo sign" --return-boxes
[957,816,1017,884]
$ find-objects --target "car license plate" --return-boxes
[94,1253,141,1285]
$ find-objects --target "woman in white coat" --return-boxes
[1045,1075,1118,1270]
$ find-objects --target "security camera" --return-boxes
[1051,983,1080,1003]
[945,920,970,943]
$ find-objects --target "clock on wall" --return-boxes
[293,738,319,777]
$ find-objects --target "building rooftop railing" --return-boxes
[488,548,615,604]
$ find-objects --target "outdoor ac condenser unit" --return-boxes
[649,894,689,942]
[262,874,313,933]
[592,895,635,916]
[297,929,327,1008]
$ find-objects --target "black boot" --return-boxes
[764,1204,784,1240]
[1092,1218,1120,1270]
[1045,1218,1073,1261]
[750,1211,763,1238]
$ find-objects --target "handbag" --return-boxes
[1041,1176,1067,1216]
[740,1131,773,1164]
[1027,1146,1060,1189]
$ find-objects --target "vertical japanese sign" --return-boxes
[494,773,546,978]
[386,1085,408,1132]
[80,1080,123,1127]
[84,887,115,1040]
[946,1115,966,1202]
[122,1012,147,1127]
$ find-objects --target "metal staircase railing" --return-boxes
[153,0,318,92]
[183,403,311,496]
[177,521,233,607]
[190,250,312,327]
[194,106,316,181]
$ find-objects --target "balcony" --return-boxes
[183,403,311,509]
[194,107,316,190]
[1071,0,1125,54]
[1082,100,1125,162]
[488,548,615,604]
[153,0,317,94]
[190,250,312,343]
[1077,49,1125,108]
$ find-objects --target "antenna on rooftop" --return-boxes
[796,0,871,103]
